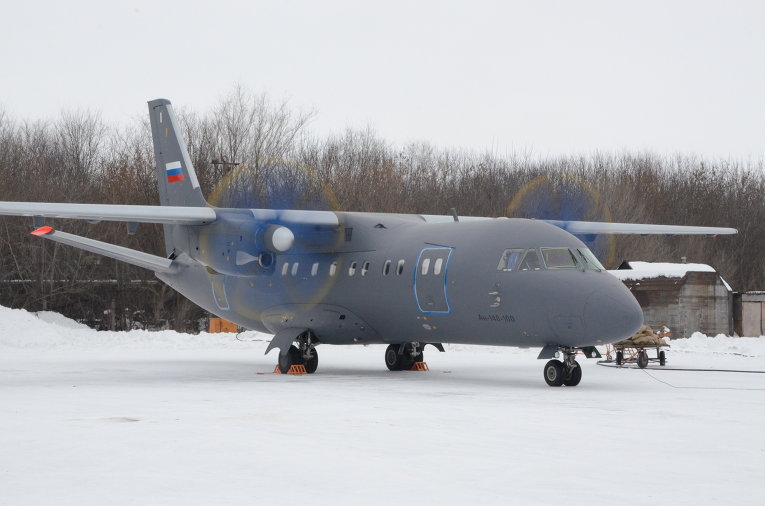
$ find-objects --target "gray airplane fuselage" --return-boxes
[159,210,643,349]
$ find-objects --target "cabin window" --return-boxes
[540,248,580,269]
[361,261,370,276]
[433,258,443,276]
[282,262,289,276]
[397,259,405,275]
[311,262,319,276]
[382,260,391,276]
[329,261,338,276]
[349,261,357,276]
[291,262,299,276]
[518,249,544,271]
[421,258,431,275]
[497,249,524,271]
[577,248,605,271]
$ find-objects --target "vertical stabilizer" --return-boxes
[148,99,208,255]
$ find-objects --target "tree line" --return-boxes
[0,87,760,331]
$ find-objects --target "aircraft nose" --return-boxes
[585,281,644,342]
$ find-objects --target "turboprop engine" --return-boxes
[186,215,294,276]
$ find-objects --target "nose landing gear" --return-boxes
[543,348,582,387]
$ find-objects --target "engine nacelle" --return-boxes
[188,217,292,276]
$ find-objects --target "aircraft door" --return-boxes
[414,247,453,314]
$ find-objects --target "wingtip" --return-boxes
[31,226,54,236]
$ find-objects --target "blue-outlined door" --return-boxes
[414,247,453,314]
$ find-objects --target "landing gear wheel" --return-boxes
[385,344,405,371]
[637,350,649,369]
[543,359,565,387]
[305,348,319,374]
[659,350,666,367]
[278,345,302,374]
[563,360,582,387]
[615,351,623,366]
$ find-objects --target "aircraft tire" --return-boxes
[659,350,666,367]
[563,360,582,387]
[543,359,564,387]
[637,351,649,369]
[305,348,319,374]
[385,344,404,371]
[278,345,302,374]
[615,351,623,366]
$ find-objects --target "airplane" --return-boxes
[0,99,737,386]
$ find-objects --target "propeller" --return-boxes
[506,174,616,265]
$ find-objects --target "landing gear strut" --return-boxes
[543,348,582,387]
[385,342,423,371]
[278,332,319,374]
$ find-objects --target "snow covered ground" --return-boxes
[1,306,764,505]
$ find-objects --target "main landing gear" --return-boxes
[385,342,423,371]
[543,348,582,387]
[278,333,319,374]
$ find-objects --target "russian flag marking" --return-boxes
[165,161,185,183]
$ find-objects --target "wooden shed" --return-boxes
[733,292,765,337]
[610,261,733,339]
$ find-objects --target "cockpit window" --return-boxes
[577,248,605,271]
[540,248,580,269]
[497,249,524,271]
[518,249,544,271]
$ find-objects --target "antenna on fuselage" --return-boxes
[450,208,459,222]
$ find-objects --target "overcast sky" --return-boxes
[1,0,763,159]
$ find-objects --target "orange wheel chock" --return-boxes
[274,364,307,375]
[411,361,429,371]
[288,364,307,375]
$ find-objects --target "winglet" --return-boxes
[31,226,54,236]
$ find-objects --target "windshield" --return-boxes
[540,248,580,269]
[577,248,605,271]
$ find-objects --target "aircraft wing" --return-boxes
[0,202,216,224]
[419,214,736,235]
[543,220,737,236]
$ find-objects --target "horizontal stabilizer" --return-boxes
[0,202,216,225]
[31,227,175,273]
[544,220,737,236]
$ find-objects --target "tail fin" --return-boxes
[148,99,207,208]
[148,99,208,256]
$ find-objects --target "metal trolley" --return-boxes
[606,331,671,368]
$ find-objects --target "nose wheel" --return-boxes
[543,349,582,387]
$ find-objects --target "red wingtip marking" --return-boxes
[31,226,54,236]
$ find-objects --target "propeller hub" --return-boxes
[265,225,295,252]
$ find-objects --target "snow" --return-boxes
[2,306,765,505]
[611,261,733,291]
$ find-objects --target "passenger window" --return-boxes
[421,258,430,275]
[349,261,357,276]
[433,258,443,275]
[361,261,370,276]
[577,248,605,271]
[291,262,299,276]
[397,260,405,275]
[329,261,337,276]
[518,249,543,271]
[311,262,319,276]
[497,249,524,271]
[540,248,579,269]
[282,262,289,276]
[382,260,391,276]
